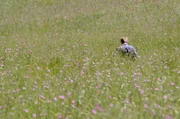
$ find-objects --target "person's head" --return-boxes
[124,37,128,43]
[120,37,128,44]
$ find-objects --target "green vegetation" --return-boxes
[0,0,180,118]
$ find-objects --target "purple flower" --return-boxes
[39,95,45,99]
[164,115,173,119]
[54,97,58,101]
[171,82,175,86]
[57,115,62,119]
[138,73,142,76]
[144,104,148,109]
[24,109,29,113]
[96,104,103,112]
[59,95,65,99]
[163,95,168,99]
[92,109,97,114]
[120,72,124,75]
[125,99,129,104]
[32,113,37,118]
[108,96,112,99]
[139,89,144,95]
[71,100,75,104]
[25,75,30,79]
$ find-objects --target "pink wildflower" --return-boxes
[39,95,45,99]
[57,115,62,119]
[138,73,142,76]
[54,97,58,101]
[125,99,129,104]
[59,95,65,99]
[120,72,124,75]
[71,100,75,104]
[25,75,30,79]
[67,92,71,96]
[96,104,103,112]
[32,113,37,118]
[24,109,29,113]
[92,109,97,114]
[163,95,168,99]
[164,115,173,119]
[108,96,112,99]
[144,104,148,109]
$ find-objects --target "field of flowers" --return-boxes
[0,0,180,118]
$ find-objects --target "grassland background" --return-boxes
[0,0,180,119]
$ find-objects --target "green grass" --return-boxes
[0,0,180,119]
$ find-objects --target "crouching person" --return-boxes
[116,37,139,59]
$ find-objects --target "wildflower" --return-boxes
[59,95,65,99]
[139,89,144,95]
[108,96,112,99]
[153,103,160,108]
[24,109,29,113]
[138,73,142,76]
[25,75,30,79]
[54,97,58,101]
[125,99,129,104]
[0,106,2,109]
[134,83,140,89]
[57,115,62,119]
[92,109,97,114]
[154,88,158,91]
[67,92,71,96]
[157,78,161,81]
[120,72,124,75]
[164,115,173,119]
[96,104,103,112]
[32,113,37,118]
[133,78,137,81]
[109,103,114,107]
[144,104,148,109]
[163,95,168,99]
[71,100,75,104]
[39,95,45,99]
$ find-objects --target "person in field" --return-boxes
[116,37,139,58]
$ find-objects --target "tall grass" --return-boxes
[0,0,180,118]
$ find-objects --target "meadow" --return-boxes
[0,0,180,118]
